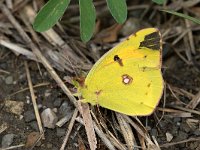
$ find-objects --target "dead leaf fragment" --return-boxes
[94,24,122,43]
[116,113,135,150]
[78,101,97,150]
[25,132,40,148]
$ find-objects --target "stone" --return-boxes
[4,100,24,115]
[41,108,58,128]
[44,89,51,97]
[52,108,58,113]
[56,128,66,137]
[46,143,53,149]
[53,98,63,107]
[151,128,158,137]
[166,132,173,142]
[0,62,7,69]
[194,130,200,136]
[59,101,73,117]
[173,117,181,123]
[24,110,36,122]
[5,76,13,84]
[37,104,43,110]
[29,121,39,131]
[1,134,15,148]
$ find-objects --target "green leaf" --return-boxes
[152,0,165,5]
[161,10,200,24]
[106,0,127,24]
[79,0,96,42]
[33,0,71,32]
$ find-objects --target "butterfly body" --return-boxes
[79,28,163,116]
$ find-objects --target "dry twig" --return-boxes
[24,61,44,136]
[60,109,78,150]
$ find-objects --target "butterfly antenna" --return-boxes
[65,53,79,78]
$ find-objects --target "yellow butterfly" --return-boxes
[77,28,163,116]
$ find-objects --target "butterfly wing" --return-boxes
[80,28,163,116]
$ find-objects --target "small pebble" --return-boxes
[43,72,48,77]
[44,89,51,97]
[19,74,26,80]
[53,98,63,107]
[24,110,36,122]
[37,104,43,109]
[19,115,23,120]
[194,130,200,136]
[13,80,17,85]
[26,96,31,104]
[173,117,181,123]
[0,62,7,69]
[1,134,15,148]
[150,128,157,137]
[52,108,58,113]
[5,76,13,84]
[59,101,73,117]
[26,99,30,104]
[47,143,53,149]
[43,105,47,109]
[56,128,66,137]
[166,132,173,142]
[29,121,39,131]
[41,108,58,128]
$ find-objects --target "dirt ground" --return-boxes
[1,0,200,150]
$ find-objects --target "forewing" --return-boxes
[81,28,163,116]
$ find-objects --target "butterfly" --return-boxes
[77,28,163,116]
